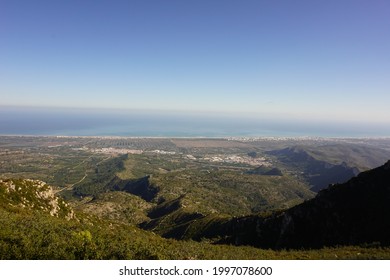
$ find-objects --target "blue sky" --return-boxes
[1,0,390,125]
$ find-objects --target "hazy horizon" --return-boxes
[1,106,390,138]
[1,1,390,133]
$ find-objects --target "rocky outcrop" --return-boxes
[0,179,75,220]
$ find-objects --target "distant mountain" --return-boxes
[201,160,390,249]
[268,146,359,191]
[288,143,390,171]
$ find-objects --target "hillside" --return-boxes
[3,178,389,259]
[192,160,390,249]
[293,143,390,171]
[268,146,360,191]
[1,137,390,259]
[0,179,74,220]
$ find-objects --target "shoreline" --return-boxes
[0,134,390,140]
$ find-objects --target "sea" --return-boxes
[1,106,389,138]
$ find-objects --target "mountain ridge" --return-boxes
[267,146,360,191]
[204,159,390,249]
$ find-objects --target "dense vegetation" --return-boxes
[1,136,390,259]
[186,161,390,250]
[72,155,127,197]
[268,147,360,191]
[1,179,390,260]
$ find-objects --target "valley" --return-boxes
[1,136,390,259]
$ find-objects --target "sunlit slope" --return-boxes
[1,178,389,260]
[189,160,390,249]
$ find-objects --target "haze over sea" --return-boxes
[1,106,389,138]
[2,2,390,137]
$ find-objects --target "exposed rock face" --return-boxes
[0,179,75,220]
